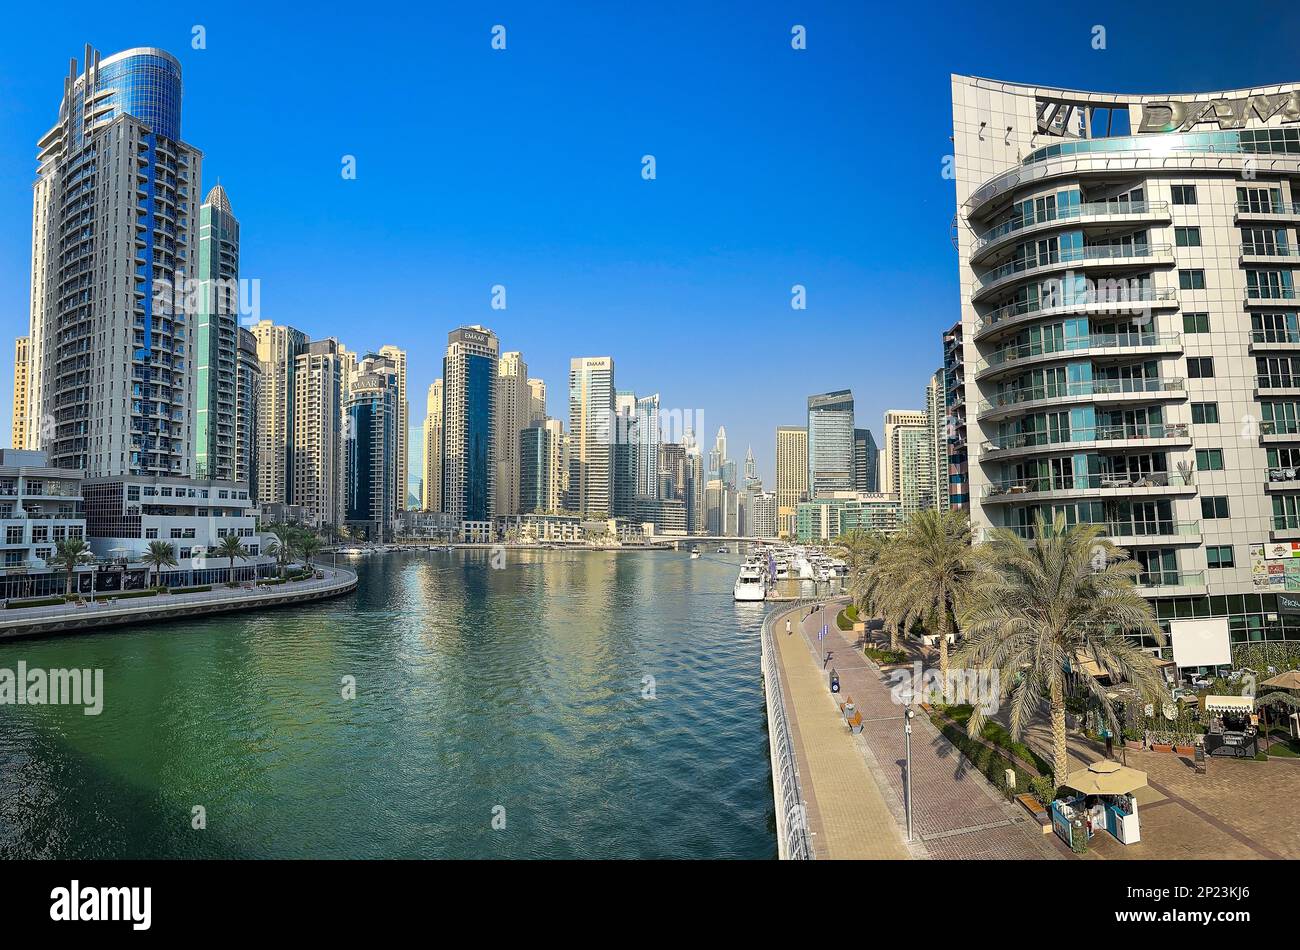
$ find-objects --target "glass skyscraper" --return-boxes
[807,390,855,497]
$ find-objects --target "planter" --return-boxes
[1125,739,1144,751]
[852,621,865,633]
[1175,745,1196,756]
[1152,743,1174,754]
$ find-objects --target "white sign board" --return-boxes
[1170,617,1232,669]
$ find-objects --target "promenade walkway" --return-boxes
[0,566,357,640]
[788,600,1059,860]
[769,603,910,858]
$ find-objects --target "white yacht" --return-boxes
[734,565,767,602]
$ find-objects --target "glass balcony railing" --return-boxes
[1137,570,1205,589]
[976,287,1176,335]
[982,421,1191,452]
[1260,420,1300,436]
[1274,516,1300,531]
[975,244,1171,291]
[998,521,1197,540]
[972,200,1169,253]
[983,471,1192,496]
[977,377,1184,414]
[1237,201,1300,216]
[975,332,1180,373]
[1241,243,1300,258]
[1245,286,1298,301]
[1267,467,1300,483]
[1251,329,1300,344]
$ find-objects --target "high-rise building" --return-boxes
[345,356,399,539]
[526,378,547,426]
[743,444,758,487]
[658,442,687,499]
[12,338,29,449]
[519,424,554,514]
[377,345,408,512]
[926,370,949,512]
[883,409,930,517]
[567,357,615,517]
[943,321,968,511]
[421,379,443,512]
[686,446,705,534]
[293,339,346,530]
[951,74,1300,660]
[251,321,308,506]
[612,390,639,518]
[749,489,777,539]
[28,47,201,478]
[195,184,240,481]
[776,426,809,538]
[807,390,855,497]
[635,394,661,498]
[443,326,498,525]
[881,409,927,495]
[853,428,879,494]
[235,327,260,497]
[495,351,529,517]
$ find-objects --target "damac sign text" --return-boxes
[1139,91,1300,133]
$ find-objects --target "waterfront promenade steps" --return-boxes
[763,603,910,859]
[0,568,358,641]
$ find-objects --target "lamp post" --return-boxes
[905,704,915,842]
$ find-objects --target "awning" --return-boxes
[1262,670,1300,691]
[1064,760,1148,796]
[1202,695,1255,714]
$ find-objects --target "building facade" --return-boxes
[853,427,879,494]
[443,327,498,526]
[775,425,809,538]
[926,370,950,512]
[567,357,615,517]
[251,321,308,506]
[953,74,1300,661]
[12,338,30,450]
[495,351,529,517]
[807,390,855,497]
[195,185,240,481]
[421,379,443,512]
[293,339,346,530]
[943,321,969,510]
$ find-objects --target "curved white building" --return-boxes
[953,75,1300,661]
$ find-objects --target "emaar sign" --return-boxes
[1139,91,1300,132]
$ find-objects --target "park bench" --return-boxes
[846,709,864,734]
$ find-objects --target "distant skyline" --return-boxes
[3,1,1299,486]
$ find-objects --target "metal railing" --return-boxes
[976,376,1184,415]
[761,608,814,860]
[975,287,1175,337]
[975,243,1171,292]
[974,332,1179,373]
[983,471,1192,496]
[982,421,1191,452]
[972,200,1169,254]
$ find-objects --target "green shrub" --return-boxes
[1029,774,1058,807]
[864,647,908,665]
[931,716,1039,794]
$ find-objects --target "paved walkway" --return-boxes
[798,602,1059,860]
[770,605,910,859]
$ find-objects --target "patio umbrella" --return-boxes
[1063,759,1148,796]
[1262,670,1300,691]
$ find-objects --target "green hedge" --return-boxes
[932,715,1041,796]
[941,705,1053,776]
[3,596,66,609]
[865,647,909,665]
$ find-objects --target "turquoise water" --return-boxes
[0,550,775,858]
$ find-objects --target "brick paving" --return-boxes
[790,603,1058,860]
[771,606,910,859]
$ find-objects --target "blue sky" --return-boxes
[1,1,1298,488]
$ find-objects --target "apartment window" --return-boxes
[1175,226,1201,247]
[1191,402,1219,424]
[1171,185,1197,205]
[1195,448,1224,471]
[5,526,22,545]
[1258,356,1300,388]
[1187,357,1215,378]
[145,528,158,539]
[1179,269,1206,290]
[1201,496,1230,519]
[1206,545,1235,569]
[1182,312,1210,333]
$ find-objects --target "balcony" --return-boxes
[1240,243,1300,266]
[1266,467,1300,491]
[973,332,1182,380]
[970,200,1171,263]
[1260,421,1300,443]
[982,470,1195,503]
[1234,201,1300,225]
[981,422,1192,459]
[1136,571,1206,596]
[976,376,1185,421]
[1244,287,1297,307]
[972,244,1174,303]
[1249,329,1300,352]
[1272,519,1300,541]
[974,286,1178,341]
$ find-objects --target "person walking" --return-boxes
[785,618,792,636]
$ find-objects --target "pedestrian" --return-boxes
[785,618,792,636]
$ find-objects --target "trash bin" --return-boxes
[829,669,840,693]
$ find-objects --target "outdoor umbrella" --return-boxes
[1063,759,1148,796]
[1262,670,1300,692]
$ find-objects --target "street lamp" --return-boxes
[904,704,915,842]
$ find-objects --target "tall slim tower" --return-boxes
[421,379,443,512]
[443,327,499,524]
[377,344,408,510]
[12,338,29,449]
[775,426,808,538]
[635,393,661,498]
[251,320,308,506]
[527,378,547,425]
[495,351,529,517]
[807,390,855,497]
[925,369,949,512]
[293,338,347,529]
[195,184,240,481]
[567,357,615,517]
[853,428,879,493]
[235,327,260,497]
[345,354,400,539]
[882,409,928,497]
[28,47,201,477]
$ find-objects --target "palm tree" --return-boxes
[141,540,178,590]
[266,523,297,577]
[213,534,248,586]
[53,537,93,598]
[295,532,321,571]
[873,509,974,699]
[956,514,1167,787]
[830,529,882,618]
